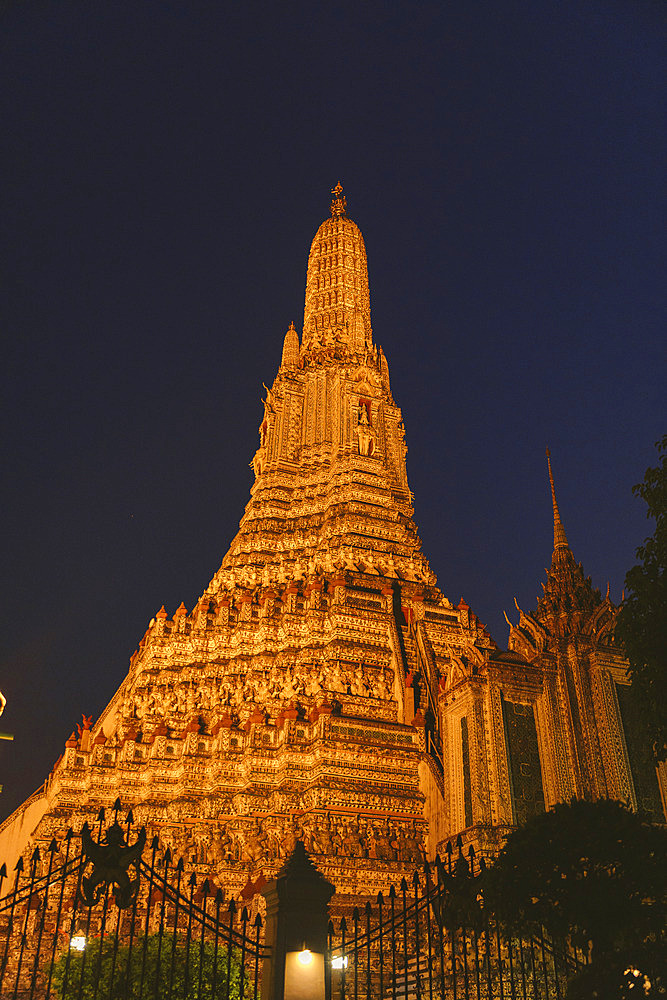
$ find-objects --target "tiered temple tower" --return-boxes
[0,188,498,904]
[0,189,663,906]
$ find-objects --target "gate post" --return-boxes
[261,840,335,1000]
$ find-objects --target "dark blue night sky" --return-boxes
[1,0,664,819]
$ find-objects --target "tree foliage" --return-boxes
[52,933,242,999]
[486,799,667,997]
[616,434,667,762]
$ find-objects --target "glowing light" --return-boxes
[623,967,652,993]
[297,948,313,966]
[331,955,348,970]
[70,934,86,951]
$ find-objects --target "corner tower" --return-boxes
[436,449,665,860]
[506,451,665,821]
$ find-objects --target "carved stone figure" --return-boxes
[241,821,267,865]
[343,821,364,858]
[356,405,375,456]
[282,814,302,857]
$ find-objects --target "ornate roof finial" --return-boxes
[330,182,347,218]
[546,448,569,550]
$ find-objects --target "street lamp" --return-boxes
[285,944,324,999]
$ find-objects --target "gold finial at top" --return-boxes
[546,448,570,551]
[330,182,347,217]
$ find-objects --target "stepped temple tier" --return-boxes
[1,188,663,910]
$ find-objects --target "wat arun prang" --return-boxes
[0,187,663,905]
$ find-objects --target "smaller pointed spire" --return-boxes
[546,448,569,550]
[330,182,347,218]
[280,321,300,370]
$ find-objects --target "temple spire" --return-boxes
[302,185,372,352]
[546,448,569,550]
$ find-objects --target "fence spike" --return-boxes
[365,901,372,916]
[445,841,453,856]
[254,912,262,928]
[424,858,431,878]
[0,863,6,878]
[97,807,106,822]
[126,809,134,826]
[388,884,396,900]
[455,833,463,850]
[377,891,384,906]
[201,878,211,895]
[176,857,185,872]
[412,869,420,888]
[151,834,159,850]
[340,916,347,933]
[31,846,41,863]
[400,877,408,892]
[164,847,172,865]
[48,838,58,853]
[228,898,237,916]
[15,856,24,872]
[241,906,249,922]
[66,827,74,841]
[188,871,197,887]
[480,857,487,871]
[113,796,122,814]
[352,906,360,921]
[328,919,334,933]
[215,888,224,904]
[468,844,475,857]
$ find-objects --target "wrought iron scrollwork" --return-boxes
[80,820,146,909]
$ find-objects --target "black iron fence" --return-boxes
[1,812,590,1000]
[326,841,587,1000]
[0,803,265,999]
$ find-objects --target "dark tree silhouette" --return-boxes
[616,434,667,763]
[487,799,666,997]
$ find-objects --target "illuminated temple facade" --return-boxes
[1,189,663,903]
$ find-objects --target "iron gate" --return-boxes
[0,803,265,999]
[326,842,586,999]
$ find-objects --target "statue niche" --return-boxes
[356,400,375,456]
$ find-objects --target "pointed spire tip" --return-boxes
[546,448,569,551]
